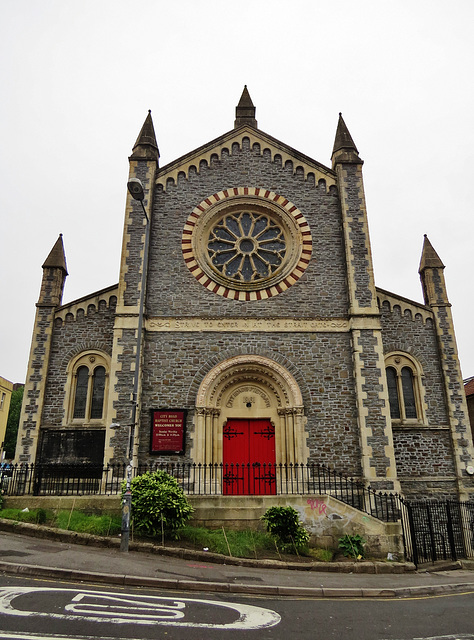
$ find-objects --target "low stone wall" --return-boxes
[188,494,404,558]
[4,493,404,559]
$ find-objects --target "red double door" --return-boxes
[222,419,276,495]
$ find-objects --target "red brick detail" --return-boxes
[266,288,272,296]
[264,190,270,198]
[203,278,212,288]
[246,292,250,301]
[205,198,212,206]
[281,199,288,206]
[233,187,239,195]
[294,213,303,220]
[184,257,195,263]
[223,288,230,297]
[189,265,200,272]
[213,284,220,293]
[255,188,260,195]
[273,194,280,201]
[223,189,229,198]
[283,279,292,287]
[289,206,297,213]
[244,187,248,195]
[197,205,205,212]
[256,291,262,300]
[234,290,240,300]
[182,230,193,235]
[190,212,200,219]
[213,193,220,201]
[276,284,283,293]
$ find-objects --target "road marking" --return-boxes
[0,587,281,630]
[384,633,474,640]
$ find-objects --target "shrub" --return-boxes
[124,470,193,539]
[338,533,366,559]
[261,506,309,553]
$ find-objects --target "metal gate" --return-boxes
[402,500,474,566]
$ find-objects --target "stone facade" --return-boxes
[15,90,474,503]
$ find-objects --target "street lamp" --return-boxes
[120,177,150,552]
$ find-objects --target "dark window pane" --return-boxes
[386,367,400,419]
[90,366,105,419]
[73,366,89,419]
[402,367,417,419]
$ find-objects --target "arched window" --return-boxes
[68,353,109,424]
[385,353,424,423]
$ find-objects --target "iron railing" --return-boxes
[1,462,402,522]
[402,499,474,565]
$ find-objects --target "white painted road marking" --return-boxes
[0,586,281,630]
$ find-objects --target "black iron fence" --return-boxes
[1,462,401,522]
[402,500,474,566]
[3,462,474,565]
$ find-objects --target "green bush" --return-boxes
[124,470,193,539]
[261,506,310,553]
[338,533,366,559]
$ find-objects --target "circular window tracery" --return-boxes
[208,211,286,282]
[182,188,312,300]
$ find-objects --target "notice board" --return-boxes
[150,409,186,454]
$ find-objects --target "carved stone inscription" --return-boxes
[147,318,349,332]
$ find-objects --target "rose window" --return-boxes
[182,188,312,300]
[207,212,286,283]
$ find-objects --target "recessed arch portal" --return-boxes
[193,355,308,467]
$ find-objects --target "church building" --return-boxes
[15,88,474,502]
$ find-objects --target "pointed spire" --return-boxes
[130,110,160,161]
[42,234,68,274]
[419,234,445,273]
[234,86,258,129]
[331,113,362,167]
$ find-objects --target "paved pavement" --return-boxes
[1,522,474,599]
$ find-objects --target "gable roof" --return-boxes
[155,125,337,191]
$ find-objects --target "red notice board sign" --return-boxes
[150,409,186,454]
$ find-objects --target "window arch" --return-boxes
[385,353,425,423]
[67,352,109,424]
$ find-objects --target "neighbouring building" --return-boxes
[14,88,474,502]
[465,377,474,443]
[0,376,13,462]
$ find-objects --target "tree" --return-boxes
[4,387,23,459]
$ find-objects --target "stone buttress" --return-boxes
[14,235,68,463]
[419,235,474,499]
[104,112,159,464]
[332,115,399,491]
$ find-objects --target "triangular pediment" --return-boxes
[155,125,336,190]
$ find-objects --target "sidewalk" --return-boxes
[1,521,474,599]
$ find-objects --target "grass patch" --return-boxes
[0,508,121,537]
[55,511,121,536]
[0,509,335,561]
[0,508,52,525]
[179,525,276,558]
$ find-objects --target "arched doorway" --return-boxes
[193,355,307,494]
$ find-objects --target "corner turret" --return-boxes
[234,86,257,129]
[418,234,448,306]
[331,113,363,168]
[130,110,160,162]
[38,234,68,307]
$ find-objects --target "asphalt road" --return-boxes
[0,575,473,640]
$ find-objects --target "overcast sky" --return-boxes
[1,0,473,385]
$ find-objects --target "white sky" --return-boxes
[1,0,473,385]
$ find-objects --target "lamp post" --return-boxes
[120,177,150,552]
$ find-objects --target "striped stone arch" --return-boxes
[182,187,313,300]
[191,354,308,467]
